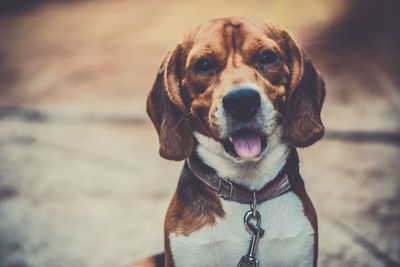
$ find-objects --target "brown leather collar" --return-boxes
[186,149,299,205]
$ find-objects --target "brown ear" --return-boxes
[281,31,326,147]
[146,45,193,161]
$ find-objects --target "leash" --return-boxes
[186,149,300,267]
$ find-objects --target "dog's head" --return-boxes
[147,17,325,161]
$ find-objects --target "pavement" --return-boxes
[0,1,399,267]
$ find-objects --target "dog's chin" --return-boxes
[222,128,268,162]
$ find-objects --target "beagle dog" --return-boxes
[135,16,325,267]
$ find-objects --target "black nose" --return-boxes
[223,89,261,121]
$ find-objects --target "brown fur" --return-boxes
[292,178,318,267]
[146,48,193,160]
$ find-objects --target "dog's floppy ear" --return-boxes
[281,30,326,147]
[146,45,193,161]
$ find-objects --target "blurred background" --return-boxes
[0,0,399,266]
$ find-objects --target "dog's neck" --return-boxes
[194,129,290,191]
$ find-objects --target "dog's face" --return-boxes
[147,17,325,161]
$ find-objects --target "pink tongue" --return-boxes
[232,134,262,159]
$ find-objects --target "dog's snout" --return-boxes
[222,89,260,121]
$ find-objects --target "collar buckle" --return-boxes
[218,178,234,201]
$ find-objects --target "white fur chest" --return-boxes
[169,192,315,267]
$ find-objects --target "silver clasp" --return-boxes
[238,191,264,267]
[217,178,234,201]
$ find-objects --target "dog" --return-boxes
[135,16,325,267]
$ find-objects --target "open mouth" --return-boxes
[223,128,267,159]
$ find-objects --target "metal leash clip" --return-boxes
[238,192,265,267]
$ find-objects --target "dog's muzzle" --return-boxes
[221,88,267,159]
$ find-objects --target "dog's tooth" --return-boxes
[229,137,233,142]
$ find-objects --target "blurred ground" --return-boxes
[0,0,399,266]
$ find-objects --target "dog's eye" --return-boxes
[258,51,279,65]
[192,58,217,74]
